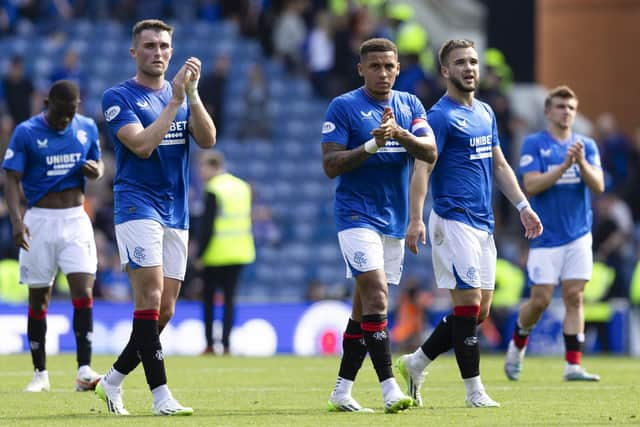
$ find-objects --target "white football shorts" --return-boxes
[115,219,189,281]
[429,211,496,290]
[338,227,405,285]
[19,206,97,288]
[527,232,593,285]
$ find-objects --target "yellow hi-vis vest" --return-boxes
[492,258,525,308]
[0,258,28,303]
[630,261,640,305]
[201,173,255,267]
[583,261,615,322]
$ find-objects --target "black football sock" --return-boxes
[132,310,167,390]
[72,297,93,367]
[421,314,453,360]
[362,314,393,382]
[28,308,47,371]
[338,318,367,381]
[452,306,480,379]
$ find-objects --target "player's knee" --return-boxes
[477,309,490,323]
[159,305,175,324]
[363,291,388,313]
[531,294,552,312]
[564,292,582,311]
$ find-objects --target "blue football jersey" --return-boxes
[321,87,429,238]
[519,130,601,248]
[102,79,191,229]
[2,113,101,207]
[428,95,499,233]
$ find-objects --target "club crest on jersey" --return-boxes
[322,121,336,134]
[37,138,48,149]
[77,130,88,145]
[3,148,14,160]
[399,103,411,117]
[104,105,120,122]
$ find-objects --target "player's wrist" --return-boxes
[515,199,530,212]
[187,91,201,106]
[364,139,379,154]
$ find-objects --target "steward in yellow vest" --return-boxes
[197,151,255,355]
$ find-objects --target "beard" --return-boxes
[450,75,477,93]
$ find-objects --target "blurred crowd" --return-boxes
[0,1,639,339]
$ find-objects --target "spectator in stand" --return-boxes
[50,49,84,90]
[272,0,308,74]
[593,192,634,299]
[621,126,640,223]
[595,112,631,194]
[2,55,35,125]
[238,63,271,140]
[200,54,230,137]
[306,10,335,98]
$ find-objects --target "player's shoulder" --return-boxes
[330,88,361,105]
[102,79,133,99]
[523,130,547,146]
[13,115,42,135]
[474,99,496,117]
[575,133,597,148]
[74,112,97,127]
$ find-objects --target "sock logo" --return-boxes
[29,341,40,350]
[372,330,387,341]
[464,336,478,346]
[154,349,164,361]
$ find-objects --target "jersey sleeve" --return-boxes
[410,95,431,137]
[2,124,28,173]
[87,120,102,161]
[518,136,541,176]
[320,97,350,146]
[426,108,448,154]
[102,88,141,136]
[584,137,602,168]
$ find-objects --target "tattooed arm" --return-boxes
[321,142,376,179]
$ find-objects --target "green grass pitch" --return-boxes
[0,354,637,426]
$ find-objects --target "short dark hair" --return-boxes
[48,80,80,103]
[438,39,476,67]
[359,38,398,60]
[545,85,578,109]
[132,19,173,45]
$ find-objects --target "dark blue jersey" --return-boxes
[2,113,101,207]
[428,95,499,233]
[519,130,601,248]
[102,79,191,229]
[321,87,430,238]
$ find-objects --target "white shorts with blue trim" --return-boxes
[19,206,97,288]
[429,211,496,290]
[337,227,405,285]
[527,232,592,285]
[115,219,189,281]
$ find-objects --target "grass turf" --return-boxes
[0,354,638,426]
